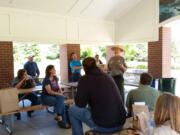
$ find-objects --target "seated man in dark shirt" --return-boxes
[69,57,126,135]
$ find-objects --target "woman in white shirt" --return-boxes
[153,93,180,135]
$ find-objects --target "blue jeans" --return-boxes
[19,93,40,106]
[69,105,123,135]
[42,95,67,124]
[71,73,81,82]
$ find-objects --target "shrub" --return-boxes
[136,65,147,69]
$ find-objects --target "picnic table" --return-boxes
[61,82,78,98]
[18,84,71,94]
[0,84,74,134]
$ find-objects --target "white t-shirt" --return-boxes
[152,121,180,135]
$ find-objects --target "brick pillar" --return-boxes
[106,46,114,63]
[0,42,14,89]
[60,44,80,82]
[148,27,171,78]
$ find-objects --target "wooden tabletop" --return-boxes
[60,82,78,87]
[18,85,42,94]
[18,84,71,94]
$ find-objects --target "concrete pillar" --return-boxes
[106,46,114,64]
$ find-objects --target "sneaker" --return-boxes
[54,116,62,122]
[85,130,94,135]
[58,121,71,129]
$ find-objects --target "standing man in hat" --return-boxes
[108,45,127,103]
[24,55,40,82]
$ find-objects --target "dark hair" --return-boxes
[95,55,99,57]
[17,69,26,80]
[70,52,75,59]
[140,73,153,85]
[83,57,97,73]
[45,65,54,77]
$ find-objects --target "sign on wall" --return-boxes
[160,0,180,22]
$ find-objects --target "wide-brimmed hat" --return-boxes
[111,45,124,51]
[28,55,34,58]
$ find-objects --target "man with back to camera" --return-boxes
[24,55,40,83]
[126,73,160,116]
[69,57,126,135]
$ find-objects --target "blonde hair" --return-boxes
[154,93,180,134]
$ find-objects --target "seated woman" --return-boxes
[153,93,180,135]
[12,69,40,120]
[41,65,70,129]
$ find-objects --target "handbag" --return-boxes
[132,105,150,135]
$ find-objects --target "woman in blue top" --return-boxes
[70,52,82,82]
[41,65,70,129]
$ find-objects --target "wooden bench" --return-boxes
[85,129,134,135]
[0,99,74,134]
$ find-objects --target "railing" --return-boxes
[124,71,142,86]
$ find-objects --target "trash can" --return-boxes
[151,79,159,89]
[158,78,176,94]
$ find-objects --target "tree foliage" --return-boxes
[124,44,147,62]
[13,44,41,65]
[171,41,180,69]
[46,45,60,60]
[98,46,106,58]
[80,47,93,60]
[23,44,41,62]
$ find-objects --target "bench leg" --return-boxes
[0,116,5,124]
[71,87,74,99]
[4,114,14,135]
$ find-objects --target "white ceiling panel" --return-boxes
[81,0,142,20]
[0,0,142,20]
[67,0,92,16]
[0,0,78,15]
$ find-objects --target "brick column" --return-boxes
[106,46,114,64]
[0,42,14,89]
[60,44,80,82]
[148,27,171,78]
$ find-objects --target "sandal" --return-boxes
[58,121,71,129]
[54,115,62,122]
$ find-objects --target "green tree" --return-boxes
[171,41,180,68]
[98,46,106,58]
[124,45,137,61]
[80,47,92,60]
[46,45,60,60]
[124,44,147,62]
[135,44,147,61]
[23,44,41,62]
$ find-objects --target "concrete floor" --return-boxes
[0,85,136,135]
[0,109,89,135]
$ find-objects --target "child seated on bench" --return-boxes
[12,69,40,120]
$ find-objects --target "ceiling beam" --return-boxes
[66,0,79,14]
[80,0,94,14]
